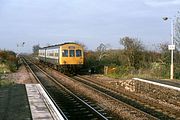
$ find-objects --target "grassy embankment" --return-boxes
[0,50,18,86]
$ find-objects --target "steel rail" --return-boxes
[74,76,160,119]
[22,57,68,120]
[24,58,109,120]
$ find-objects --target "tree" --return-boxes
[96,43,109,61]
[32,44,40,55]
[159,43,170,65]
[120,37,144,69]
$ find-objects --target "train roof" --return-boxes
[39,42,80,49]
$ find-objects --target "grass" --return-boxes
[0,79,14,87]
[0,64,10,74]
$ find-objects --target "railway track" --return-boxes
[23,58,110,120]
[25,57,178,119]
[73,75,178,119]
[29,62,162,119]
[64,76,173,119]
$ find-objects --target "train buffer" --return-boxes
[26,84,65,120]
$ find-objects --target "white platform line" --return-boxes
[36,84,65,120]
[26,84,65,120]
[133,78,180,91]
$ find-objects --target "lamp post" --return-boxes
[163,17,175,79]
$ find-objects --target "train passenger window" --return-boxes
[76,50,82,57]
[62,50,68,57]
[50,53,53,56]
[55,53,58,57]
[69,50,75,57]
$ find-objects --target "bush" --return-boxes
[8,62,17,72]
[174,65,180,79]
[105,65,135,78]
[0,50,18,72]
[0,79,14,87]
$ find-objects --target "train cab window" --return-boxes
[62,50,68,57]
[69,50,75,57]
[76,50,82,57]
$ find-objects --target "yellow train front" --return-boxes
[38,42,84,73]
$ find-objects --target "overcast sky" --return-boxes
[0,0,179,53]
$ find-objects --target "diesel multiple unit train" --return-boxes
[38,42,84,72]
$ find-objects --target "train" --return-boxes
[38,42,84,73]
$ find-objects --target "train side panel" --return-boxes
[38,49,46,62]
[45,46,59,65]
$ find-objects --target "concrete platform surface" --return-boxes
[0,84,31,120]
[133,78,180,91]
[26,84,64,120]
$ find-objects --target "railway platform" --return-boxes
[26,84,65,120]
[133,78,180,91]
